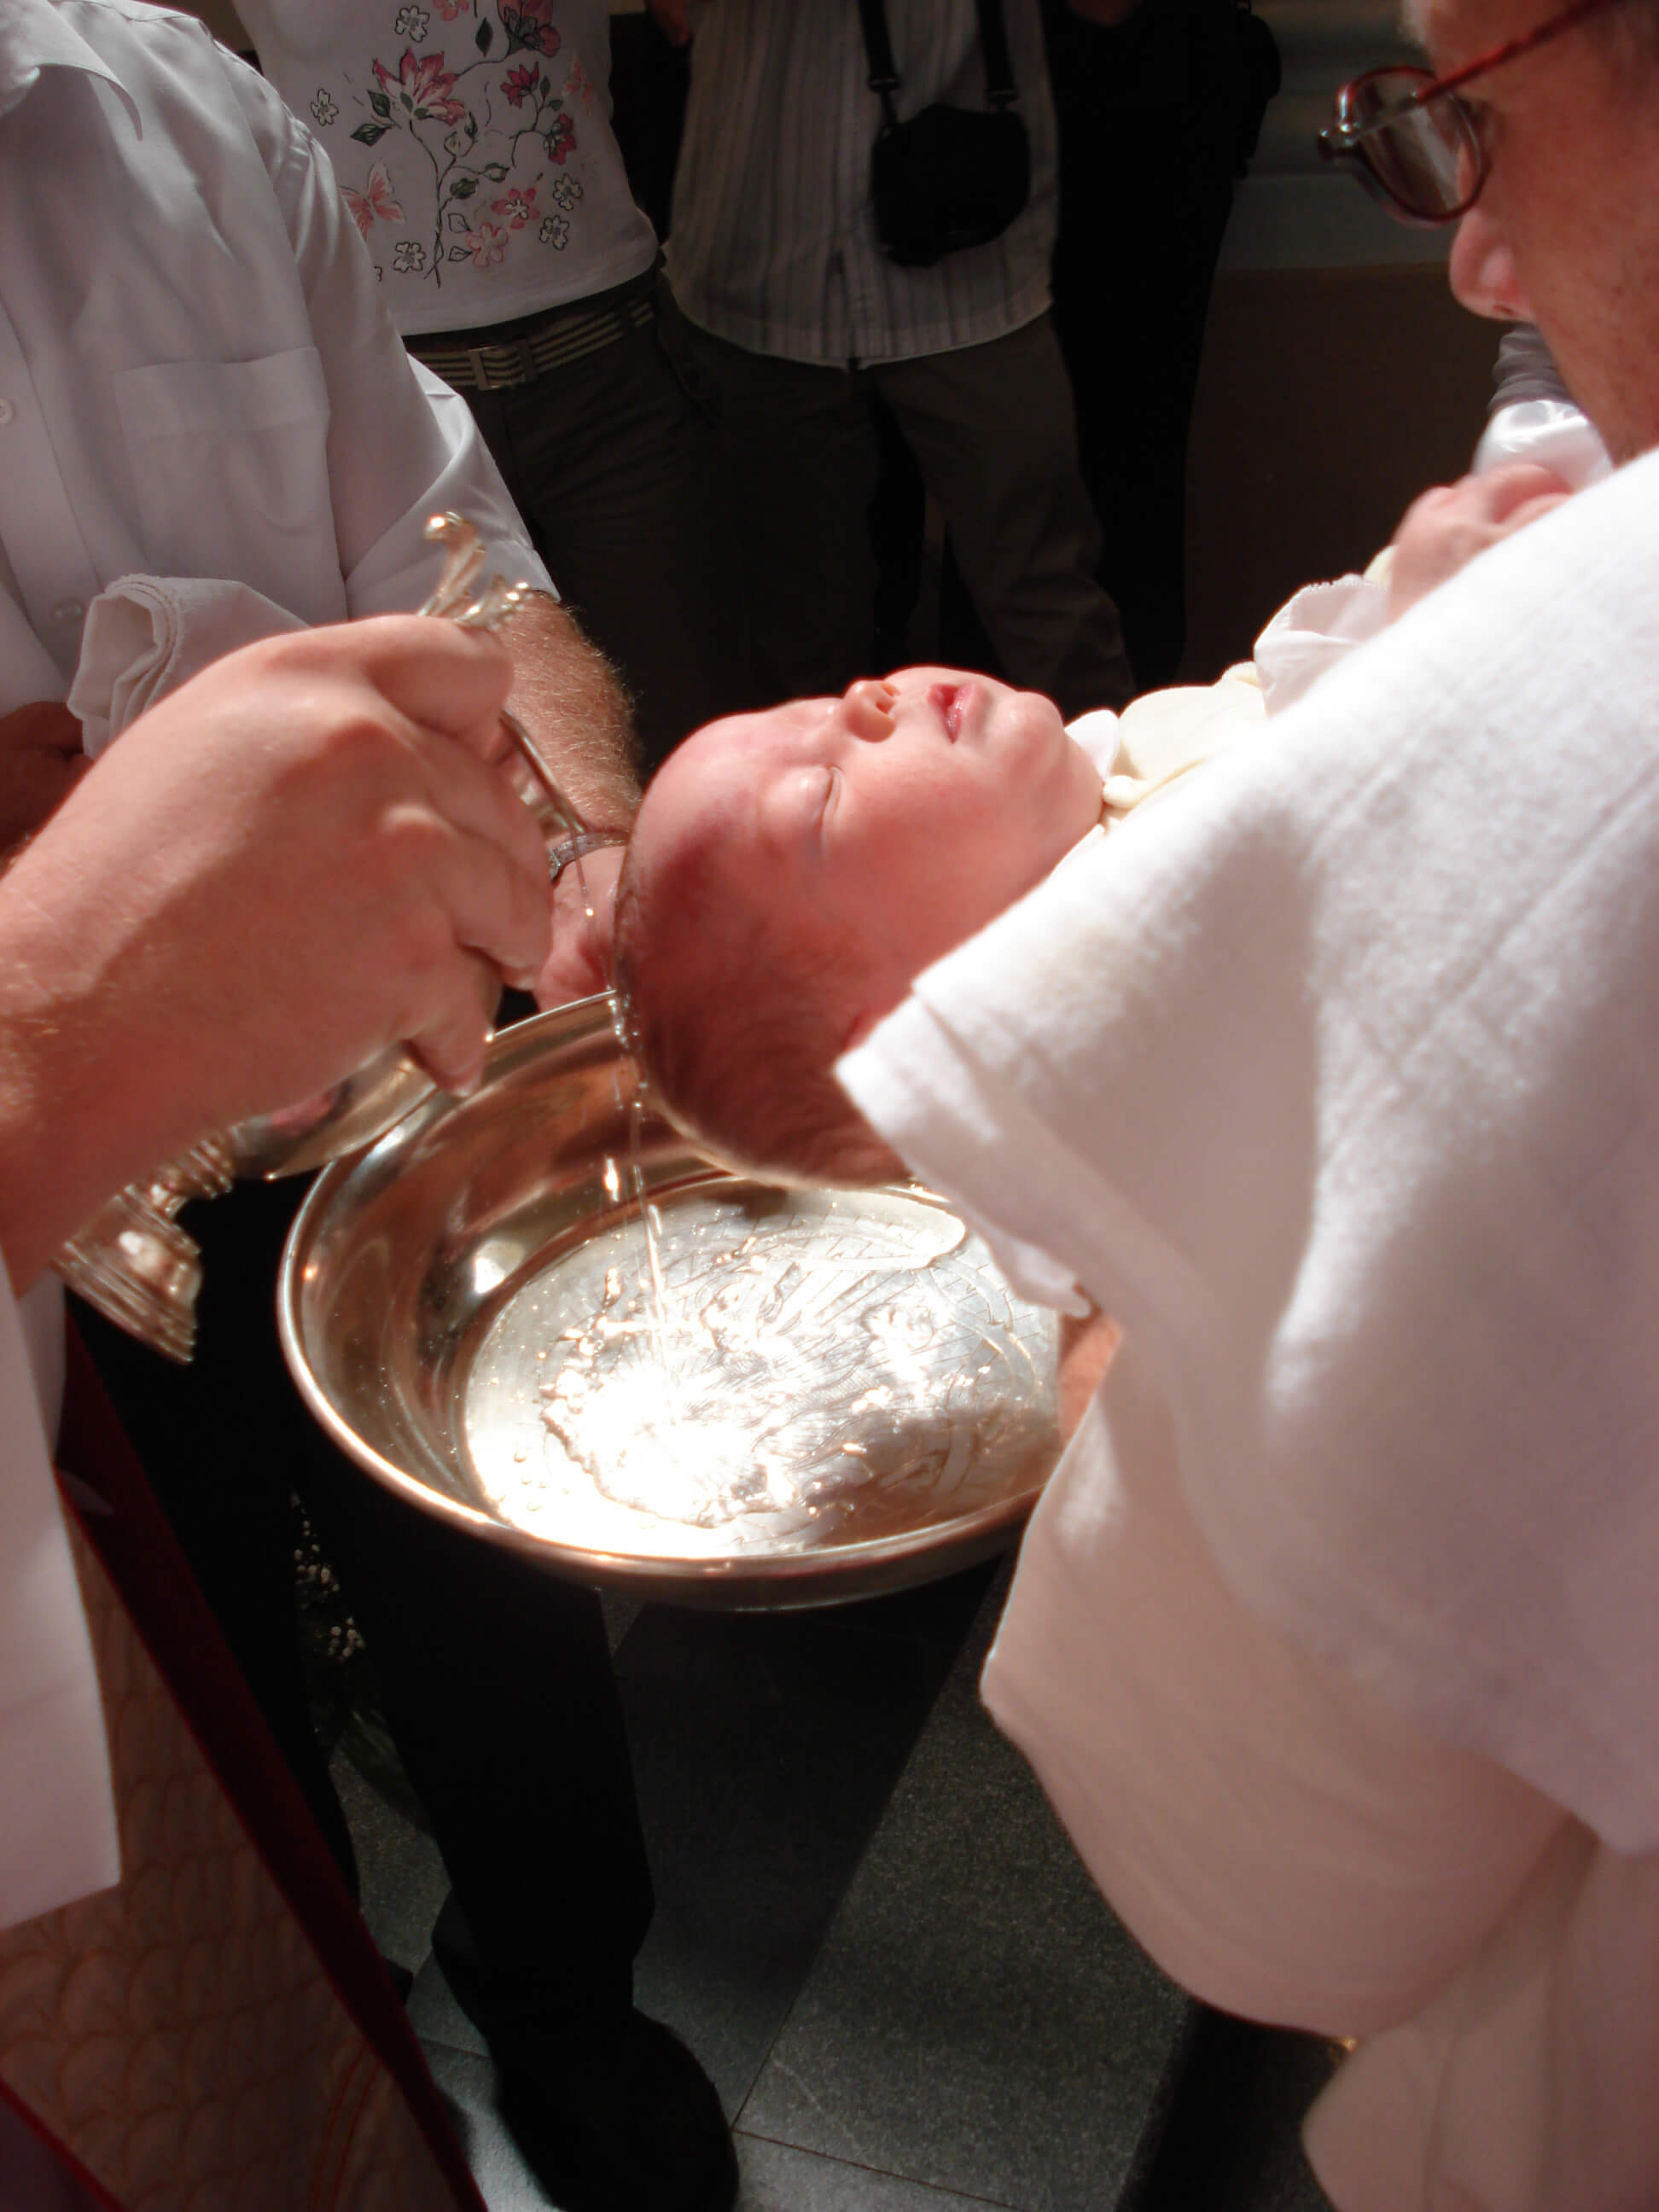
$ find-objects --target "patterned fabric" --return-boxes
[238,0,658,337]
[0,1516,476,2212]
[664,0,1059,366]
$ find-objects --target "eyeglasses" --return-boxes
[1318,0,1624,225]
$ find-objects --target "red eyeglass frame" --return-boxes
[1318,0,1627,224]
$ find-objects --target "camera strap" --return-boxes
[854,0,1020,129]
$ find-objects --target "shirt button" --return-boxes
[0,398,14,425]
[53,598,84,626]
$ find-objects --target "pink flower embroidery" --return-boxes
[464,220,509,267]
[343,160,405,236]
[492,186,538,230]
[499,0,560,60]
[434,0,470,15]
[372,48,467,125]
[544,112,576,164]
[500,61,539,108]
[566,57,594,111]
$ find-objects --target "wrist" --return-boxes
[500,598,643,828]
[0,986,195,1290]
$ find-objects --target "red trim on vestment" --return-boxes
[0,2076,127,2212]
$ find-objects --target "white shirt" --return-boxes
[0,0,549,1944]
[665,0,1058,366]
[236,0,658,338]
[0,0,550,704]
[838,451,1659,2208]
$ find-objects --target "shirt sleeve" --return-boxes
[218,49,554,615]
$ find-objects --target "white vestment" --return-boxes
[839,448,1659,2210]
[0,0,546,1982]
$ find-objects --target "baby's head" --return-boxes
[614,667,1103,1183]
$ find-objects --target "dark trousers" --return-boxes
[439,279,750,777]
[667,309,1133,720]
[1045,0,1260,689]
[79,1171,655,2040]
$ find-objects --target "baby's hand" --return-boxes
[1387,463,1574,623]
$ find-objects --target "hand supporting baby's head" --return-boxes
[615,670,1103,1183]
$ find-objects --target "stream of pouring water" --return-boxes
[614,991,683,1417]
[506,859,1049,1540]
[570,831,683,1426]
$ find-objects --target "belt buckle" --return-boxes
[467,335,538,391]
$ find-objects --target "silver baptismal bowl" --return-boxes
[280,996,1067,1610]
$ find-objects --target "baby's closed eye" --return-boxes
[761,761,840,850]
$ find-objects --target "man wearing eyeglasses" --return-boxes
[1322,0,1659,463]
[820,4,1659,2208]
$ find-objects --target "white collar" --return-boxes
[1064,707,1121,780]
[1049,709,1120,883]
[0,0,141,131]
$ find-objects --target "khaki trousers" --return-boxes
[668,310,1132,719]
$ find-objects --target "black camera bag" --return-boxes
[857,0,1033,268]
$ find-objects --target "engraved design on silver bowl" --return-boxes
[281,997,1064,1609]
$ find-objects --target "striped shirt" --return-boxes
[664,0,1059,367]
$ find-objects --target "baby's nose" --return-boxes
[843,678,897,739]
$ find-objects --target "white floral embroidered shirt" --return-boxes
[238,0,659,337]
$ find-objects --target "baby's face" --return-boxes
[634,667,1103,1031]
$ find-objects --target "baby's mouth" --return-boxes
[929,683,969,739]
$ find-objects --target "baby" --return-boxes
[613,664,1236,1185]
[614,453,1588,1186]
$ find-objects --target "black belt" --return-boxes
[408,283,655,393]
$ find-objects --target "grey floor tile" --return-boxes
[422,2034,566,2212]
[616,1578,984,2117]
[333,1751,449,1976]
[422,2042,566,2211]
[737,2132,1013,2210]
[408,1952,487,2056]
[741,1582,1194,2212]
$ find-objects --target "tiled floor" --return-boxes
[340,1558,1336,2212]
